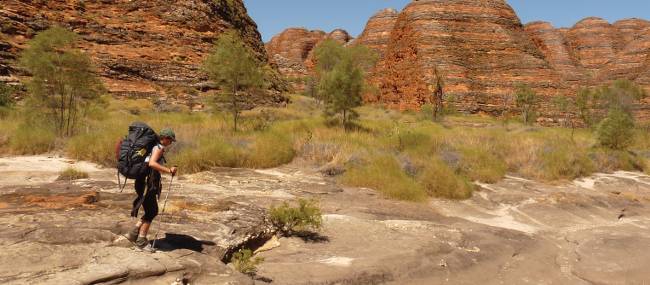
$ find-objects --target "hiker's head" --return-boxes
[159,128,176,146]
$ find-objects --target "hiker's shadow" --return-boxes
[153,233,215,253]
[296,231,330,243]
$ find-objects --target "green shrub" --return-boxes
[57,167,89,181]
[597,108,635,150]
[9,123,56,154]
[417,158,473,199]
[341,155,427,202]
[231,249,264,275]
[269,198,323,236]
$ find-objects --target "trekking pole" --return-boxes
[151,170,176,251]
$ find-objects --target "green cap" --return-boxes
[159,128,176,141]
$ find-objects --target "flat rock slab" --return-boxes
[2,156,650,284]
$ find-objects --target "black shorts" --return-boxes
[130,170,161,222]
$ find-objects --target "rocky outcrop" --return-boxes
[374,0,561,113]
[265,28,328,79]
[0,0,287,107]
[265,28,353,90]
[356,8,399,58]
[362,2,650,117]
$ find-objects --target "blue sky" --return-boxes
[244,0,650,42]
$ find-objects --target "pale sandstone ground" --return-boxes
[0,156,649,284]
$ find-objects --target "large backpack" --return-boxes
[116,122,159,180]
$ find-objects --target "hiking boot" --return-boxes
[126,227,140,243]
[135,237,149,249]
[135,237,156,253]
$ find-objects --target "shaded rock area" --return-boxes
[0,0,287,108]
[1,155,650,284]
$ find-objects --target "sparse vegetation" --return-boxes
[231,249,264,275]
[270,198,323,236]
[57,167,89,181]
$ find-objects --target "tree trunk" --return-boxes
[232,79,238,132]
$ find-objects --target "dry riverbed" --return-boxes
[0,156,649,284]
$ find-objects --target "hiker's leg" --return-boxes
[131,176,146,219]
[139,187,159,237]
[139,221,151,237]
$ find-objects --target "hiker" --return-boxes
[125,128,178,250]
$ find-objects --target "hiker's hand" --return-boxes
[169,167,178,176]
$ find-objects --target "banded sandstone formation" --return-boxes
[356,8,399,58]
[0,0,287,107]
[265,27,353,90]
[375,0,561,113]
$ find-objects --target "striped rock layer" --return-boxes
[0,0,287,108]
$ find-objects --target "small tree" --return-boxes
[0,81,14,107]
[575,80,646,127]
[515,84,538,125]
[313,40,377,130]
[429,66,445,121]
[575,88,597,127]
[597,108,635,150]
[203,30,264,132]
[269,198,322,236]
[20,26,104,137]
[319,57,364,129]
[552,95,576,138]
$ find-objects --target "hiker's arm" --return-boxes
[148,148,175,175]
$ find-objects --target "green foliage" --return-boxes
[57,167,89,181]
[514,84,538,125]
[232,249,264,275]
[269,199,323,236]
[203,30,264,132]
[20,26,105,137]
[597,108,635,150]
[314,40,377,129]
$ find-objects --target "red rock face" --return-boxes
[368,2,650,118]
[373,12,429,110]
[265,28,327,78]
[526,17,650,96]
[0,0,287,106]
[356,8,399,58]
[375,0,561,113]
[566,17,620,74]
[524,22,587,84]
[266,27,353,90]
[327,29,353,44]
